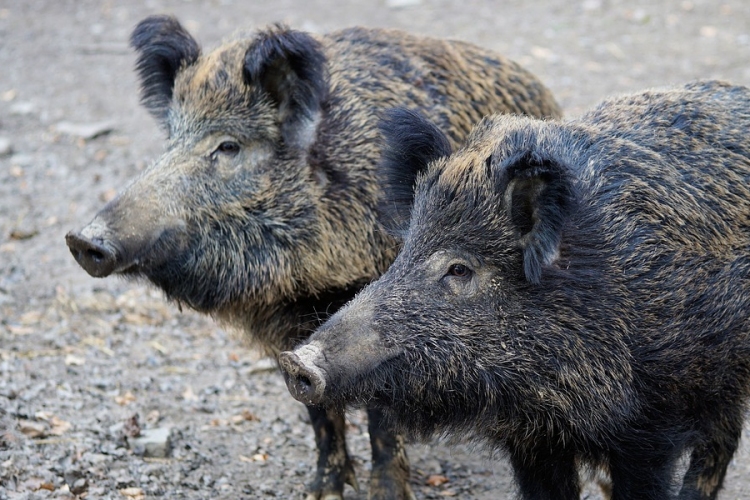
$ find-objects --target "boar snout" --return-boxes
[65,227,124,278]
[279,346,328,406]
[65,231,119,278]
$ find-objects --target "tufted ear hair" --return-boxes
[377,108,452,237]
[495,152,577,284]
[130,15,201,125]
[243,26,328,150]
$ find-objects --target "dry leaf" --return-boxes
[426,474,450,487]
[229,409,259,425]
[7,325,34,335]
[48,416,71,436]
[241,409,258,421]
[148,341,169,355]
[19,420,47,438]
[115,391,136,405]
[9,229,38,240]
[38,482,55,491]
[22,477,53,491]
[19,310,43,325]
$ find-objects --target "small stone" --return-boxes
[244,357,277,375]
[1,89,16,101]
[71,477,89,495]
[119,487,145,499]
[9,101,36,115]
[54,120,115,140]
[424,458,443,475]
[386,0,421,7]
[0,137,11,156]
[128,427,172,458]
[10,153,34,167]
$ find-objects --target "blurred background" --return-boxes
[1,1,749,498]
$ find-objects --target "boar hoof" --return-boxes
[304,461,357,500]
[279,351,326,405]
[369,450,415,500]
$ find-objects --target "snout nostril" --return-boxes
[297,375,312,390]
[86,248,106,264]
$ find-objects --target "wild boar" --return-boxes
[65,15,561,500]
[280,81,750,500]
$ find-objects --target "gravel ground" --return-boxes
[1,1,750,498]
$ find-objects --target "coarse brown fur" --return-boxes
[281,81,750,499]
[66,15,561,500]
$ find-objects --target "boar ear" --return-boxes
[496,153,577,284]
[377,108,452,236]
[130,15,201,125]
[243,26,327,150]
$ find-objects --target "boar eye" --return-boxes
[447,263,472,278]
[214,141,241,156]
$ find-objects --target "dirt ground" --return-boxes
[1,0,750,498]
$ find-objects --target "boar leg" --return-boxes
[678,411,742,500]
[367,407,415,500]
[508,442,580,500]
[306,405,358,500]
[609,445,677,500]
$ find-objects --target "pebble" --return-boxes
[0,137,11,156]
[128,427,172,458]
[54,120,115,140]
[385,0,422,7]
[9,153,34,167]
[244,357,277,375]
[9,101,36,116]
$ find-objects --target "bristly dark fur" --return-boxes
[130,15,200,124]
[377,108,452,237]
